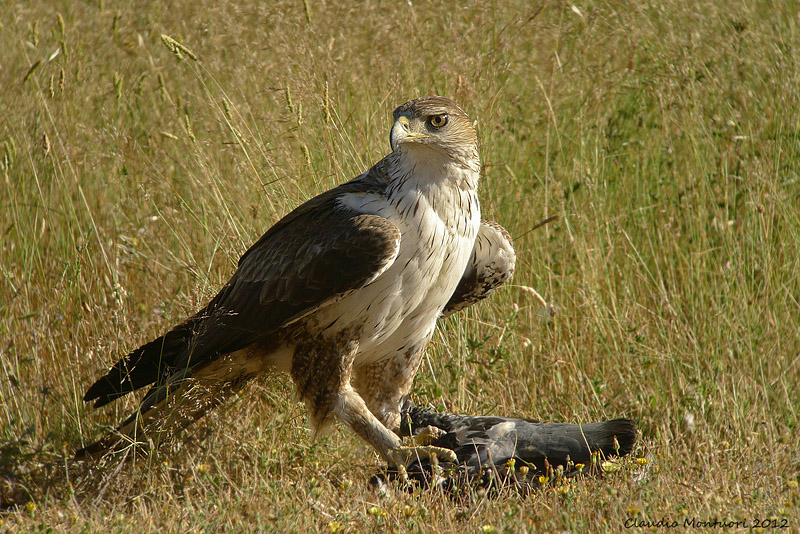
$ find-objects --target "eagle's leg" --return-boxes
[352,343,427,432]
[334,386,401,456]
[292,334,454,466]
[334,387,456,466]
[349,344,457,466]
[291,334,398,460]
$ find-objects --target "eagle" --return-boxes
[78,96,516,467]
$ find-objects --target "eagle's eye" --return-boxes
[427,114,448,129]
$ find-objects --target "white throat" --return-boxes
[381,147,480,241]
[390,144,480,194]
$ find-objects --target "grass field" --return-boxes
[2,0,799,531]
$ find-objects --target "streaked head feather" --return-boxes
[390,96,478,167]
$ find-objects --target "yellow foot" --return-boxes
[411,425,446,446]
[388,445,457,468]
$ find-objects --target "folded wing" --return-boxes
[83,184,401,409]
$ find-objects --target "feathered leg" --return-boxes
[291,333,453,465]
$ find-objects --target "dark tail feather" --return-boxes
[510,418,637,468]
[574,418,637,459]
[76,366,254,460]
[73,426,143,460]
[75,368,192,459]
[82,320,198,408]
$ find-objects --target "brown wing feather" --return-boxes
[83,174,399,407]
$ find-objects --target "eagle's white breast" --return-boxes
[318,151,480,365]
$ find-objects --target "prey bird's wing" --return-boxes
[83,180,400,408]
[400,402,636,472]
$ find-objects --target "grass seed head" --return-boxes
[160,34,198,62]
[302,144,312,170]
[323,80,331,123]
[23,60,42,84]
[184,114,196,142]
[113,71,122,100]
[285,87,296,116]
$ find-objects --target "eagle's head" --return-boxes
[389,96,478,170]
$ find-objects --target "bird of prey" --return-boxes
[381,400,637,492]
[78,96,516,468]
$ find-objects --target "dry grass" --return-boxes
[2,0,799,531]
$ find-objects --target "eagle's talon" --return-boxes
[389,445,457,468]
[411,425,446,446]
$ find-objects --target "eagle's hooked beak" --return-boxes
[390,115,429,151]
